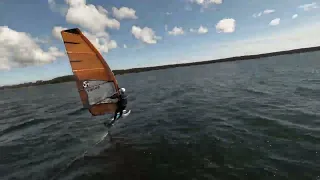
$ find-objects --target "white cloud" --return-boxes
[211,0,222,4]
[123,44,127,48]
[47,46,65,57]
[216,18,235,33]
[97,5,108,14]
[64,0,120,33]
[52,26,117,53]
[208,23,320,60]
[197,26,208,34]
[299,2,318,11]
[269,18,280,26]
[48,0,55,9]
[52,26,67,40]
[253,9,275,18]
[193,0,222,5]
[292,14,298,19]
[190,0,222,8]
[82,31,117,53]
[263,9,275,14]
[165,12,172,15]
[175,23,320,65]
[168,27,184,36]
[48,0,68,16]
[0,26,64,70]
[34,37,50,44]
[112,7,138,20]
[190,25,208,34]
[49,0,119,54]
[131,26,161,44]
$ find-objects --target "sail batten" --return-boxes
[67,52,95,54]
[72,68,105,72]
[60,28,119,116]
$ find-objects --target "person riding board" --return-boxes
[105,87,128,127]
[114,87,128,120]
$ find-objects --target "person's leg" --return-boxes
[106,108,118,126]
[119,106,126,118]
[105,112,117,127]
[113,111,118,120]
[118,107,124,119]
[113,103,121,120]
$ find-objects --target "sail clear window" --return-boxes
[83,80,118,105]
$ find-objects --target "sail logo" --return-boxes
[87,85,100,92]
[82,80,103,92]
[83,81,90,88]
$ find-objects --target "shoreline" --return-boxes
[1,45,320,90]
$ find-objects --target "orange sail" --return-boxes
[60,28,119,116]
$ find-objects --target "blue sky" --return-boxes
[0,0,320,86]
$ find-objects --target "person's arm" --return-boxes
[109,93,119,99]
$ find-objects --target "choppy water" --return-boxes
[1,51,320,180]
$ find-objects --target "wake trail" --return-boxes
[49,131,110,180]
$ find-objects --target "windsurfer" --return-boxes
[105,87,128,127]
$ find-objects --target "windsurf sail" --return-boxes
[60,28,120,116]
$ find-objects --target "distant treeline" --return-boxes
[0,75,76,90]
[109,45,320,75]
[1,45,320,90]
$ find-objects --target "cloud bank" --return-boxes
[0,26,64,70]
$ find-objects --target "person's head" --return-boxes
[119,88,125,94]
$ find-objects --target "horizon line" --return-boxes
[2,44,320,87]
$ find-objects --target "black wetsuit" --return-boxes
[105,90,128,128]
[112,92,128,120]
